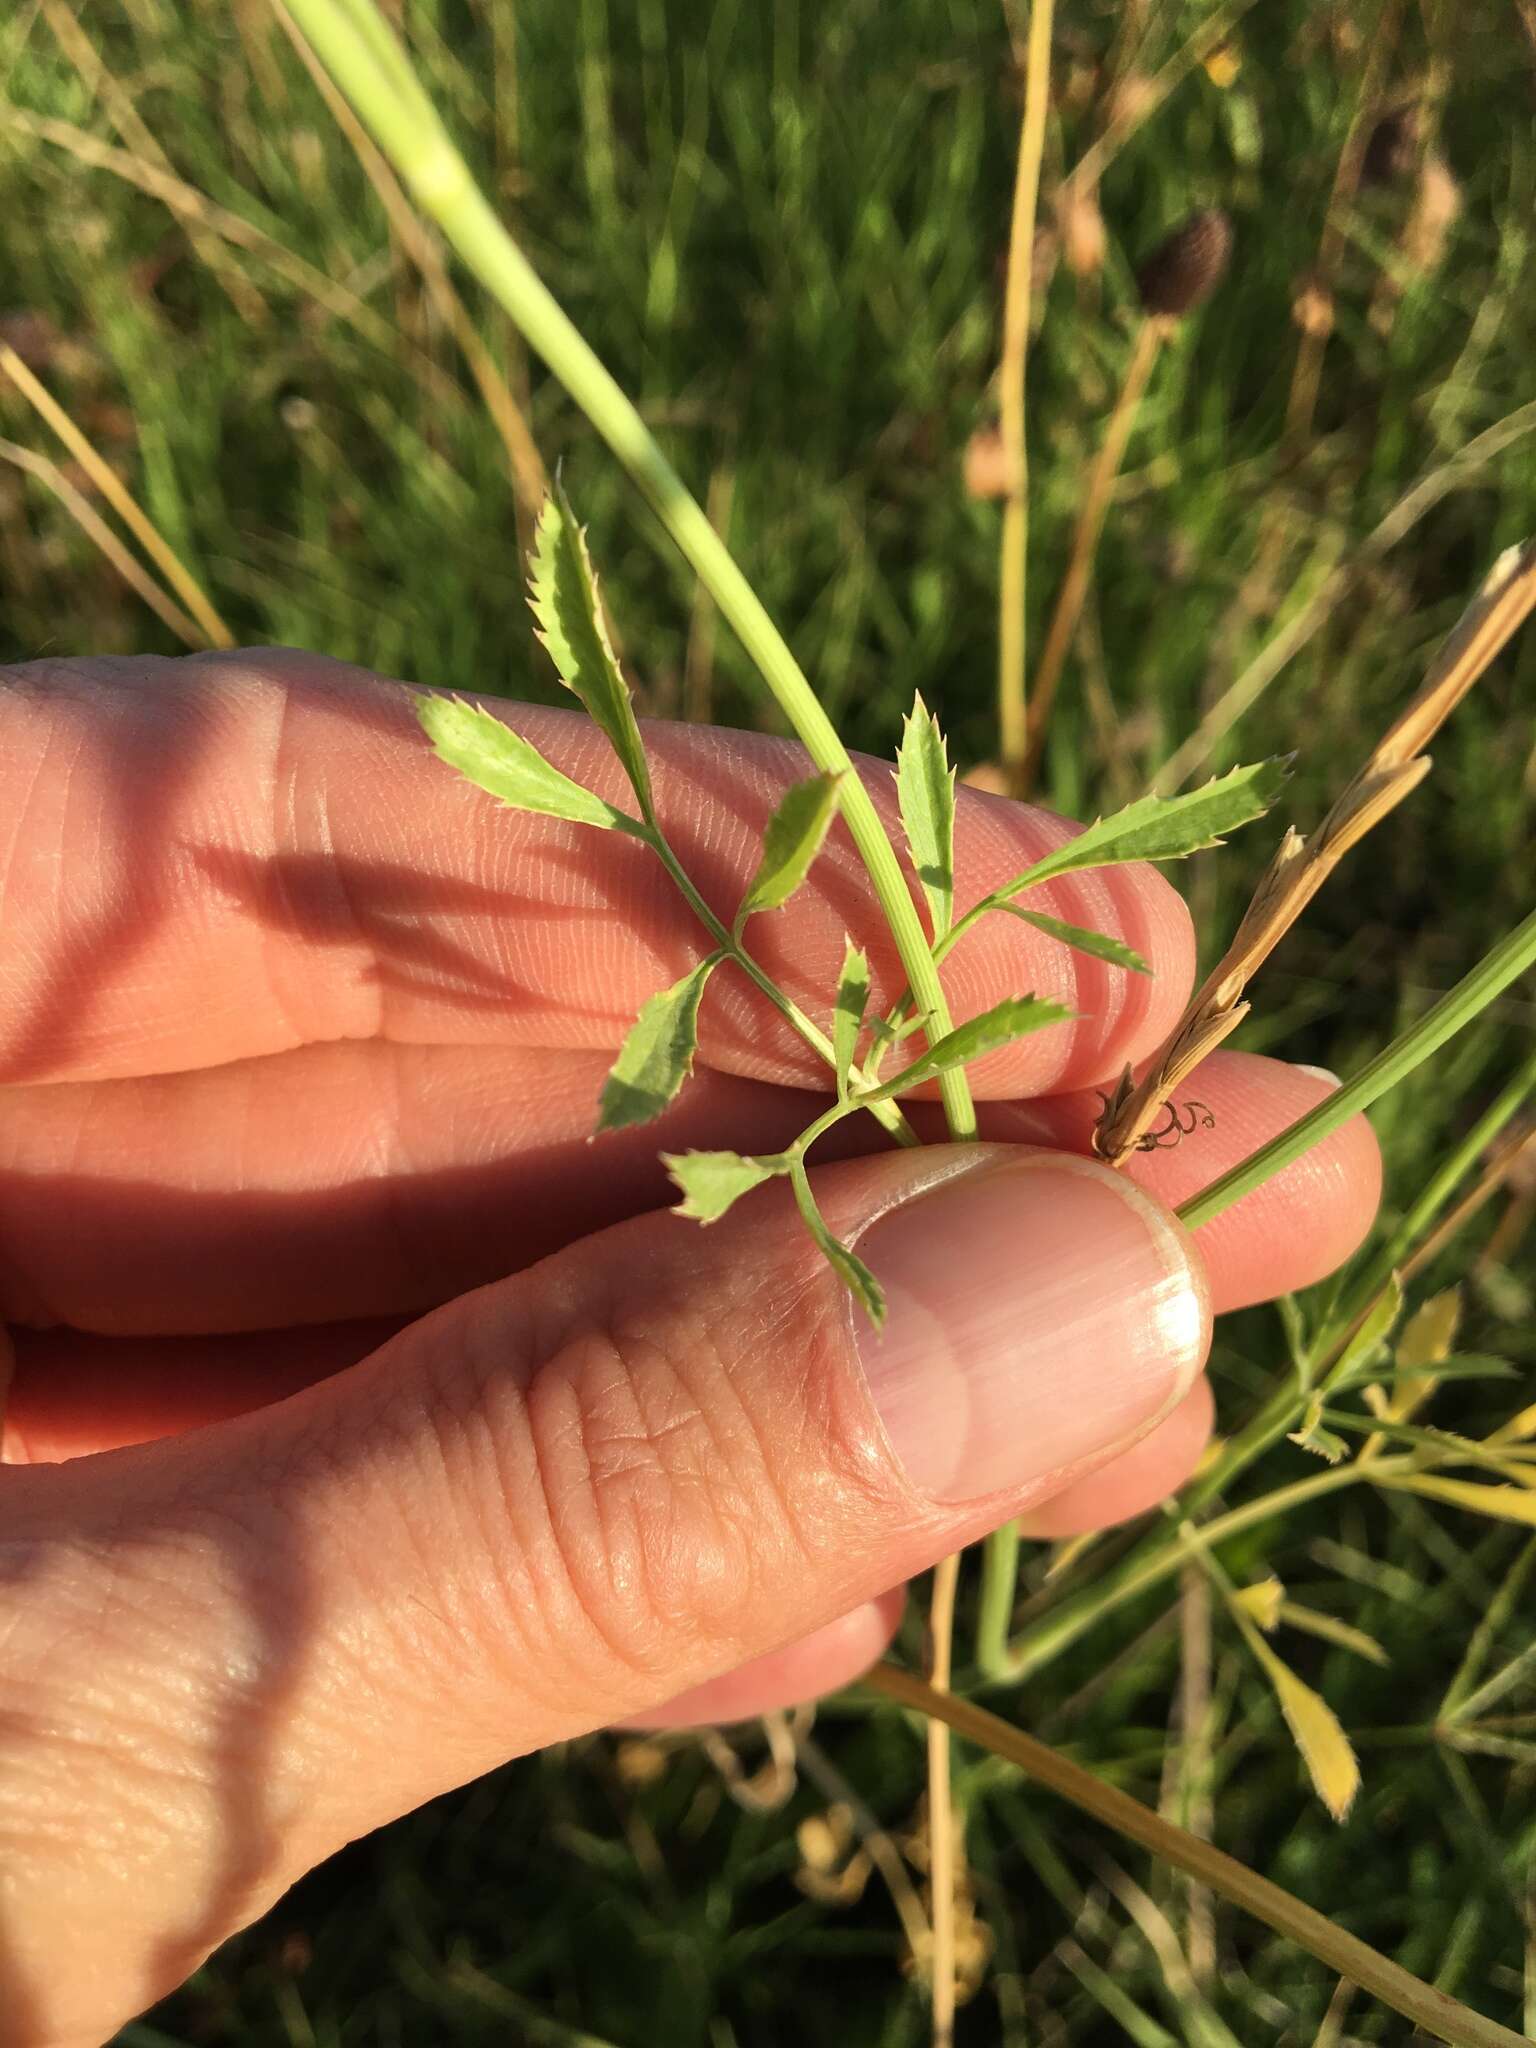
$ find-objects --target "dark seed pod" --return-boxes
[1361,105,1421,187]
[1135,208,1233,318]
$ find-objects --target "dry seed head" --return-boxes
[1135,208,1233,318]
[1057,184,1107,278]
[1403,154,1462,273]
[1360,105,1423,187]
[962,424,1014,501]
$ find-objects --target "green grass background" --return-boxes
[3,0,1535,2040]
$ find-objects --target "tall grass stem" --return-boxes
[279,0,977,1142]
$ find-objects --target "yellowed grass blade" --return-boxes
[0,435,202,646]
[0,345,233,648]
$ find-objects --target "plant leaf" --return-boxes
[1232,1577,1285,1631]
[416,694,639,833]
[833,938,871,1096]
[1001,906,1151,975]
[736,772,842,930]
[895,693,956,940]
[1396,1287,1461,1371]
[992,759,1291,899]
[789,1160,885,1323]
[663,1149,782,1223]
[864,996,1075,1101]
[1275,1603,1390,1668]
[821,1234,886,1325]
[1372,1354,1517,1387]
[1287,1393,1351,1465]
[597,956,719,1132]
[1327,1274,1404,1388]
[529,482,653,810]
[1250,1637,1361,1821]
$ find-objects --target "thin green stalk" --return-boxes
[869,1660,1530,2048]
[995,1463,1385,1688]
[1314,1042,1536,1361]
[280,0,976,1142]
[642,823,921,1148]
[976,1516,1023,1677]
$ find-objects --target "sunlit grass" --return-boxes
[5,0,1536,2040]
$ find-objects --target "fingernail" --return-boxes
[1295,1064,1342,1088]
[853,1154,1209,1503]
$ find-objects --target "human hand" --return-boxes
[0,650,1380,2046]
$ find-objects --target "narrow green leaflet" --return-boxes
[1325,1275,1404,1389]
[789,1160,885,1323]
[833,938,871,1097]
[529,482,653,811]
[863,995,1074,1101]
[597,955,720,1132]
[822,1234,885,1324]
[895,693,956,940]
[1286,1393,1350,1465]
[416,694,641,832]
[663,1149,783,1223]
[735,771,842,931]
[1370,1355,1517,1386]
[991,759,1290,901]
[1000,906,1150,975]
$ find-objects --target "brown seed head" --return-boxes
[1361,105,1422,187]
[1135,208,1233,318]
[1290,270,1335,340]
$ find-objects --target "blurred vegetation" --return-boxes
[3,0,1535,2041]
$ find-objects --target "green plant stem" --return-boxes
[975,1515,1022,1676]
[996,0,1055,787]
[280,0,977,1144]
[868,1661,1529,2048]
[642,823,920,1149]
[1314,1042,1536,1362]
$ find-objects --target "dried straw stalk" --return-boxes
[1095,537,1536,1163]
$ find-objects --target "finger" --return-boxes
[0,649,1193,1094]
[978,1050,1382,1312]
[0,1142,1208,2042]
[619,1591,906,1730]
[0,1045,1376,1334]
[1,1319,403,1463]
[1015,1378,1215,1539]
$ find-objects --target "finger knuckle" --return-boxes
[526,1292,797,1684]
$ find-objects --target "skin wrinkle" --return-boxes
[418,1289,649,1726]
[626,1293,809,1658]
[264,674,381,1052]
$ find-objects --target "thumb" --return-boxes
[1,1145,1208,2043]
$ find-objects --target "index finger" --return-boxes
[0,648,1195,1094]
